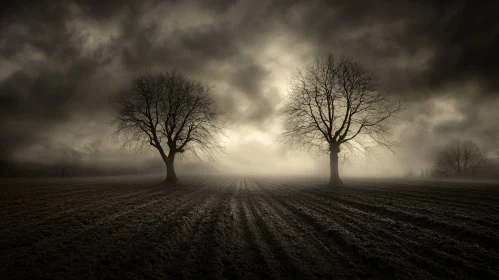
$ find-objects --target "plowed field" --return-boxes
[1,176,498,279]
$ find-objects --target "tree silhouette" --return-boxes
[113,70,224,183]
[281,55,404,185]
[433,139,483,177]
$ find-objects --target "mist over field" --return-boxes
[1,0,499,279]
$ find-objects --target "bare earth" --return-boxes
[0,176,498,279]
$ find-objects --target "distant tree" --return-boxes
[281,55,404,185]
[113,70,225,183]
[433,139,483,177]
[420,168,431,178]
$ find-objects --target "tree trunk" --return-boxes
[329,143,342,186]
[165,152,178,183]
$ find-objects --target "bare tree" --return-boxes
[433,139,483,177]
[113,70,224,183]
[281,55,404,185]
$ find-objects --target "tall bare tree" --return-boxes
[281,55,404,185]
[433,139,483,177]
[113,70,224,183]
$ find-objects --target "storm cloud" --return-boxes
[1,0,498,176]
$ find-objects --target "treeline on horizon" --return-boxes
[0,144,218,178]
[1,143,498,180]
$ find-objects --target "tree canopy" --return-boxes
[281,55,404,184]
[113,70,224,182]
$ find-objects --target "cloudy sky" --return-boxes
[1,0,498,177]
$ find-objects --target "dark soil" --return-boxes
[1,176,498,279]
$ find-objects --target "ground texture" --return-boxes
[0,176,498,279]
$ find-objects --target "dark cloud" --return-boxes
[277,0,499,96]
[0,0,497,171]
[431,96,499,152]
[225,58,281,124]
[231,59,270,95]
[417,1,499,92]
